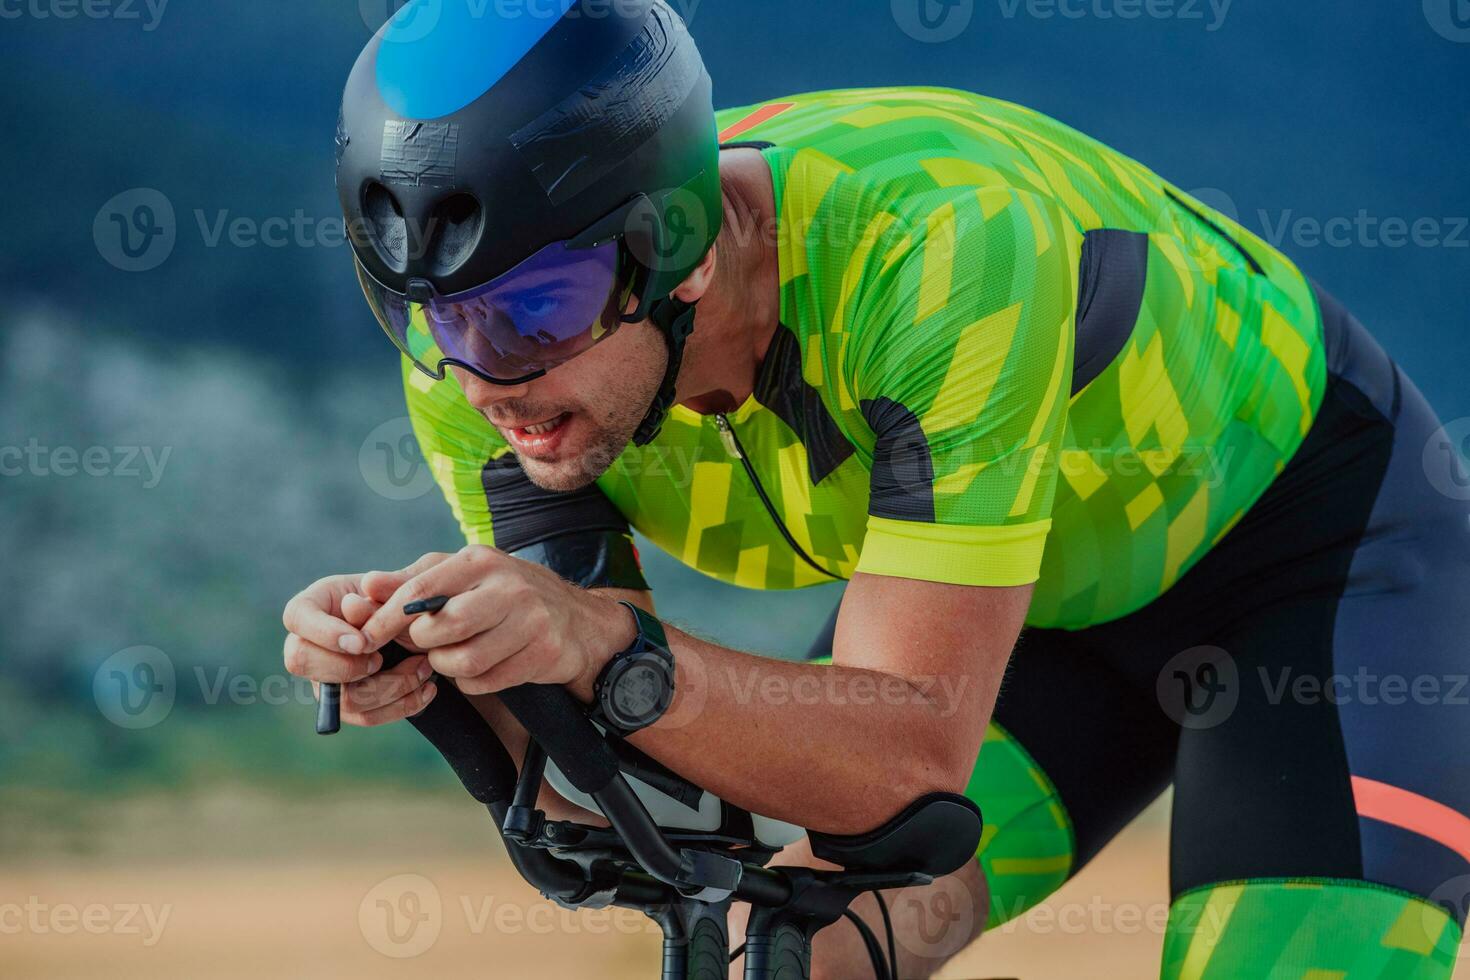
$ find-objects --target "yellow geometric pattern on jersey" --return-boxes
[404,87,1328,629]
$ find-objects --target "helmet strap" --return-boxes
[632,296,697,447]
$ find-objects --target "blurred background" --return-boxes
[3,1,1466,976]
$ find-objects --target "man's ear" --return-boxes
[670,241,718,304]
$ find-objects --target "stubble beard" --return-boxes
[517,354,666,493]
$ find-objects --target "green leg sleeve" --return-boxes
[1162,878,1464,979]
[967,721,1076,928]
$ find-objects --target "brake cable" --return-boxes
[875,890,898,977]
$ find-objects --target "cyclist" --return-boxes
[283,1,1470,975]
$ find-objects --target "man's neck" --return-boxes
[679,149,781,416]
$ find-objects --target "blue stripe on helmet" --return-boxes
[374,0,578,120]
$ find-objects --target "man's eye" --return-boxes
[508,293,560,318]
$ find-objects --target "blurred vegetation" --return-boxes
[0,310,841,825]
[2,0,1464,863]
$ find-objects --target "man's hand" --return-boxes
[281,555,448,727]
[358,545,638,700]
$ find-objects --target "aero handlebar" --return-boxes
[341,641,983,980]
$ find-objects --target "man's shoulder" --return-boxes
[715,86,1030,143]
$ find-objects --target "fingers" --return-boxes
[342,655,434,716]
[360,552,454,604]
[435,637,540,695]
[283,574,367,654]
[352,679,438,728]
[284,633,382,685]
[426,610,540,694]
[406,588,507,650]
[361,546,507,652]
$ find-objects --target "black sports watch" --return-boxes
[589,601,675,737]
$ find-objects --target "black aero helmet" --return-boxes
[336,0,722,444]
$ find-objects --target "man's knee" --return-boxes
[969,723,1077,928]
[1162,878,1464,978]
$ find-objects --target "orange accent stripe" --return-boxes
[718,102,796,143]
[1352,775,1470,864]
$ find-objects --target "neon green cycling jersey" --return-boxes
[405,86,1327,630]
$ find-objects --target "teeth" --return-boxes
[522,416,562,436]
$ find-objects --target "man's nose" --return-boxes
[454,368,530,412]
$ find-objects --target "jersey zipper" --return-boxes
[713,413,841,581]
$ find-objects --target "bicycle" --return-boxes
[328,641,985,979]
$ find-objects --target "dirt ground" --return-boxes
[2,793,1464,979]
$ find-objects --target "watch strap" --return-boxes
[618,600,668,652]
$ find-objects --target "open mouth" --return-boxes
[503,413,571,456]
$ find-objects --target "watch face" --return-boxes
[611,662,666,721]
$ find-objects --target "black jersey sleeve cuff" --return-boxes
[511,530,650,592]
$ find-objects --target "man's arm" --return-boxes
[581,187,1076,832]
[597,573,1028,835]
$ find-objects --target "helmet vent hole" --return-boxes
[428,193,484,276]
[362,182,408,269]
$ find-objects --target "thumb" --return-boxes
[340,592,380,629]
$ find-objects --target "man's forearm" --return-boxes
[614,626,980,836]
[558,575,1024,836]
